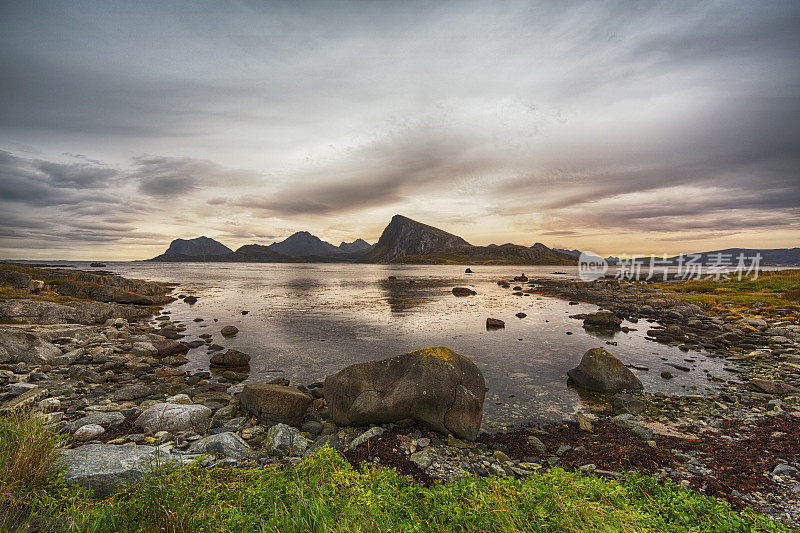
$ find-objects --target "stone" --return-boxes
[0,271,32,289]
[515,312,527,318]
[239,384,311,426]
[166,393,192,404]
[188,432,250,459]
[220,325,239,337]
[74,424,105,441]
[612,414,654,440]
[410,450,433,469]
[576,414,593,432]
[612,394,646,415]
[452,287,477,296]
[153,339,189,357]
[567,348,643,393]
[486,318,505,329]
[582,311,622,329]
[527,436,546,453]
[749,379,800,395]
[493,450,511,463]
[114,384,151,401]
[660,371,674,380]
[136,403,212,433]
[210,349,251,367]
[264,423,307,457]
[67,412,125,433]
[0,328,61,364]
[301,420,323,437]
[130,342,158,357]
[350,427,385,448]
[324,347,486,441]
[57,444,195,497]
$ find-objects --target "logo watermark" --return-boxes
[578,252,762,282]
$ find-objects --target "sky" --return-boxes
[1,0,798,260]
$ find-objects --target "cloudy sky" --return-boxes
[1,0,798,260]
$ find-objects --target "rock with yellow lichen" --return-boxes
[323,346,486,440]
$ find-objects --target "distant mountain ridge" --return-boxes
[165,236,233,257]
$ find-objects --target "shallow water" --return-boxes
[71,262,737,429]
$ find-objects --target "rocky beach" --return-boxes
[1,262,799,528]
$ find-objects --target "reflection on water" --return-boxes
[84,262,736,430]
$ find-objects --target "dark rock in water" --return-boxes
[486,318,505,329]
[388,276,396,279]
[183,296,198,304]
[220,325,239,337]
[748,379,800,395]
[569,301,580,305]
[513,274,528,282]
[515,312,527,318]
[153,339,189,357]
[513,286,522,291]
[324,347,485,441]
[90,262,106,267]
[452,287,477,296]
[193,318,203,322]
[241,310,249,315]
[465,268,473,273]
[666,363,691,372]
[567,348,643,392]
[583,311,622,329]
[660,371,674,380]
[207,344,224,352]
[210,348,251,367]
[240,384,311,426]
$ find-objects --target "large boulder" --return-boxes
[135,403,212,433]
[57,444,197,497]
[582,311,622,329]
[568,348,643,393]
[188,432,251,459]
[239,384,311,426]
[324,347,486,441]
[0,328,62,364]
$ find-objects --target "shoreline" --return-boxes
[1,263,799,526]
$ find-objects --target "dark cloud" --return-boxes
[131,156,261,197]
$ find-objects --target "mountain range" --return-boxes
[147,214,576,265]
[147,216,798,266]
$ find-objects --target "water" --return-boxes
[49,262,739,429]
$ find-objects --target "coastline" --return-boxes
[1,263,799,527]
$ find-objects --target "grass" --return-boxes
[654,269,800,318]
[0,412,61,516]
[0,286,84,304]
[1,414,787,532]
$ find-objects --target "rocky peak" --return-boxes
[164,236,232,257]
[362,215,471,263]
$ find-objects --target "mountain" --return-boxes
[339,239,372,253]
[268,231,341,257]
[361,215,471,263]
[164,236,232,257]
[664,248,800,266]
[554,248,581,258]
[361,215,576,265]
